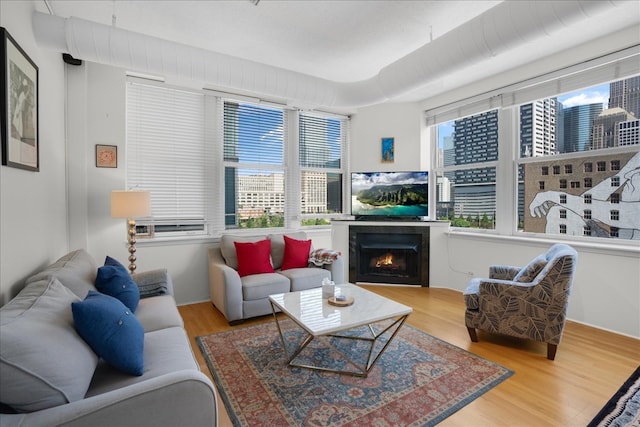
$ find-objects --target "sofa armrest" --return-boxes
[0,371,217,427]
[322,255,345,284]
[208,247,244,323]
[488,265,521,281]
[133,268,174,298]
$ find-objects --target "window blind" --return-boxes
[126,81,206,223]
[299,113,344,169]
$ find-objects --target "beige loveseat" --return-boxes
[208,232,344,324]
[0,249,217,427]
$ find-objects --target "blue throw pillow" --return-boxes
[95,256,140,312]
[71,291,144,376]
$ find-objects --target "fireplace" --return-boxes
[349,225,429,286]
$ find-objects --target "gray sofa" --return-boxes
[208,232,344,324]
[0,249,217,427]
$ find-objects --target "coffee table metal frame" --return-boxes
[269,284,412,378]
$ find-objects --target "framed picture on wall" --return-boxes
[96,144,118,168]
[1,27,39,172]
[381,137,394,163]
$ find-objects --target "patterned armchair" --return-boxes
[463,243,578,360]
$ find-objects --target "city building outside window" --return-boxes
[436,110,497,229]
[433,74,639,241]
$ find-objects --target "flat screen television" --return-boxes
[351,171,429,220]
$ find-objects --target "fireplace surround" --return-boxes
[349,225,429,286]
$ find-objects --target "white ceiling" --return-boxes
[41,0,640,109]
[45,0,501,83]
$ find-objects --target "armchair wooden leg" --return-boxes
[467,327,478,342]
[547,343,557,360]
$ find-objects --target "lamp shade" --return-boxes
[111,190,151,218]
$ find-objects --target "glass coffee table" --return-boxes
[268,283,412,378]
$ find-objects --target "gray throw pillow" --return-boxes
[0,278,98,412]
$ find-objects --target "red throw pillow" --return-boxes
[281,235,312,270]
[234,239,275,277]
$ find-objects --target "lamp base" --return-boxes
[127,219,138,274]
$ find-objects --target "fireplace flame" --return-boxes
[375,253,394,267]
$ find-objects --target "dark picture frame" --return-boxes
[1,27,39,172]
[95,144,118,168]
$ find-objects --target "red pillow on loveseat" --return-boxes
[234,239,275,277]
[280,235,312,270]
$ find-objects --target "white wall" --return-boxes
[0,1,68,305]
[350,102,428,172]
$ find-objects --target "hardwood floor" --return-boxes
[178,285,640,426]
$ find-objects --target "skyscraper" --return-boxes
[520,99,557,157]
[563,103,603,153]
[609,76,640,117]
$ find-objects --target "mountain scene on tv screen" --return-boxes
[357,184,428,206]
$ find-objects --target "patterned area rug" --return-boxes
[197,318,513,426]
[588,366,640,427]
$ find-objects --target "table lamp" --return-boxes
[111,190,151,274]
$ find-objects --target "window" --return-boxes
[611,227,619,237]
[299,112,348,226]
[611,210,619,221]
[559,209,566,219]
[427,62,640,242]
[436,110,498,229]
[126,80,350,237]
[559,224,567,234]
[583,226,591,236]
[224,101,286,229]
[126,80,208,237]
[539,181,545,190]
[513,76,639,241]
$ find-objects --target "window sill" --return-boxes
[447,229,640,257]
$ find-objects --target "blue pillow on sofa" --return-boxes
[71,291,144,376]
[95,256,140,312]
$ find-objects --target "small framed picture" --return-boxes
[381,137,394,163]
[96,144,117,168]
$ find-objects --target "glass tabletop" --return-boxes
[269,283,412,336]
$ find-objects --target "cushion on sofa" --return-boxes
[95,256,140,312]
[234,239,275,277]
[25,249,98,299]
[513,254,547,283]
[279,267,331,292]
[220,235,267,270]
[85,326,198,397]
[135,295,184,333]
[241,273,290,301]
[72,291,144,376]
[281,235,312,270]
[269,232,308,269]
[0,278,99,413]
